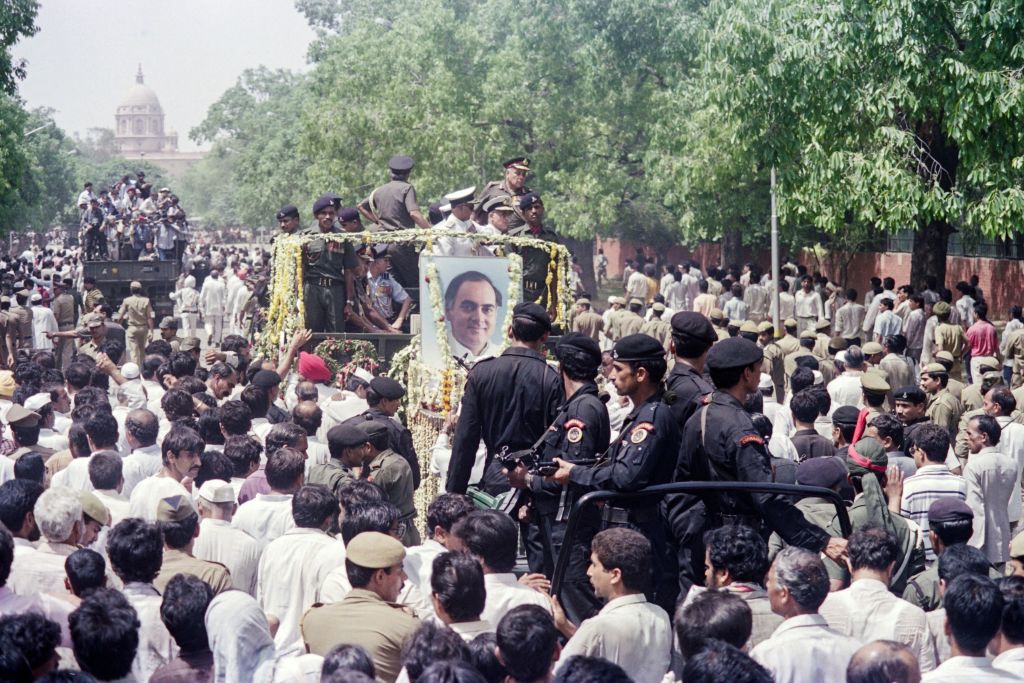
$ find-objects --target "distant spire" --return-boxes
[136,64,144,84]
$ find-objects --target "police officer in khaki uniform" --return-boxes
[75,314,107,362]
[158,316,183,352]
[775,318,800,356]
[307,424,361,499]
[710,309,730,341]
[757,322,786,400]
[618,299,645,338]
[860,372,890,425]
[5,289,32,367]
[922,362,964,440]
[153,494,233,595]
[358,421,419,546]
[571,298,604,342]
[301,531,419,682]
[6,404,55,462]
[51,280,77,370]
[118,281,154,366]
[813,318,832,359]
[640,302,672,352]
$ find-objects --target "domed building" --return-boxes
[113,65,204,178]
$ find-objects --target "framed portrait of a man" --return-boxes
[419,255,517,370]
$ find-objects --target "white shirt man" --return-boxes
[121,442,163,497]
[193,482,262,595]
[554,529,671,683]
[257,525,347,652]
[199,271,227,346]
[625,270,649,302]
[827,367,866,412]
[31,299,58,350]
[123,581,178,682]
[863,288,896,335]
[874,307,904,341]
[8,488,82,598]
[751,548,862,683]
[770,290,796,324]
[794,286,824,331]
[963,418,1016,564]
[232,491,296,546]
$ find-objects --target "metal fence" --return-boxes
[887,229,1024,259]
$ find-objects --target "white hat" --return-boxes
[24,392,51,412]
[812,370,824,386]
[443,186,476,208]
[758,373,773,392]
[835,351,847,364]
[29,292,41,303]
[197,481,236,504]
[353,367,373,384]
[121,362,140,380]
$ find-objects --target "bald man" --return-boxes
[846,640,921,683]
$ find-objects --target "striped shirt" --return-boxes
[900,464,967,561]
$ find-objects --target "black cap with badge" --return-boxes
[556,332,602,369]
[512,302,551,333]
[276,204,299,221]
[612,334,665,363]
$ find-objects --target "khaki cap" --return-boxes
[83,314,103,328]
[756,321,774,333]
[156,495,197,523]
[862,341,884,355]
[80,491,111,527]
[0,371,14,399]
[709,309,725,322]
[861,373,891,393]
[652,302,666,313]
[628,298,644,307]
[799,330,817,340]
[158,316,178,330]
[346,531,406,569]
[923,363,948,375]
[575,298,591,306]
[829,336,848,351]
[974,356,999,372]
[814,319,831,331]
[783,318,798,328]
[933,301,952,315]
[739,321,759,334]
[130,280,142,289]
[935,351,956,364]
[4,404,39,427]
[180,337,202,351]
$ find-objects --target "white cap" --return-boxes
[835,351,847,364]
[812,370,824,386]
[353,367,373,384]
[29,292,41,303]
[121,362,140,380]
[24,392,51,412]
[443,186,476,207]
[197,480,236,504]
[758,373,773,392]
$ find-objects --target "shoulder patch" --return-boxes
[702,394,713,405]
[630,422,655,444]
[738,434,764,447]
[564,418,585,430]
[567,426,583,443]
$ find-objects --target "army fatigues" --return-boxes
[363,448,420,546]
[447,347,561,495]
[359,179,423,288]
[678,392,831,550]
[301,226,358,333]
[307,458,355,500]
[154,549,232,595]
[343,409,421,490]
[301,588,419,682]
[477,179,531,230]
[505,224,559,307]
[527,382,610,622]
[118,294,152,366]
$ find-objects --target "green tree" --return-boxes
[0,0,38,96]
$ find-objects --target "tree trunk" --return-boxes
[721,227,743,269]
[910,219,953,291]
[563,235,597,298]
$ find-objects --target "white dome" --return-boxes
[117,65,163,113]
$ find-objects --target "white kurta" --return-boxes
[31,305,58,350]
[257,527,347,651]
[922,655,1020,682]
[128,475,190,522]
[481,573,552,626]
[996,416,1024,524]
[194,518,262,595]
[232,493,296,546]
[8,541,76,598]
[964,446,1016,563]
[121,444,163,497]
[555,594,671,683]
[750,614,862,683]
[123,582,178,683]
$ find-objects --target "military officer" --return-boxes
[343,376,421,490]
[153,494,233,594]
[301,194,359,333]
[4,289,32,367]
[158,316,183,352]
[276,204,301,238]
[677,337,847,562]
[893,385,932,452]
[571,298,604,342]
[663,313,716,598]
[505,333,610,618]
[921,362,964,440]
[476,156,533,230]
[508,192,559,308]
[307,423,362,498]
[358,420,419,546]
[357,155,432,288]
[640,302,672,352]
[117,280,154,366]
[447,303,562,496]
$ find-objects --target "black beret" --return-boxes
[832,405,861,425]
[706,337,764,370]
[556,332,601,367]
[796,456,848,489]
[276,204,299,221]
[359,420,390,439]
[612,334,665,362]
[370,376,405,400]
[338,207,361,223]
[928,498,973,525]
[252,370,282,388]
[389,155,415,172]
[327,424,368,449]
[670,312,716,345]
[312,194,335,215]
[892,386,927,404]
[518,192,543,210]
[513,302,551,332]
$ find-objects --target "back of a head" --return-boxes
[69,588,140,681]
[106,518,163,585]
[224,435,262,478]
[322,643,376,679]
[160,573,213,652]
[452,510,517,573]
[266,447,306,492]
[431,551,486,623]
[846,640,919,683]
[467,633,506,683]
[416,662,487,683]
[1000,576,1024,647]
[0,479,43,539]
[88,453,122,491]
[426,494,475,538]
[0,612,62,681]
[292,484,338,529]
[944,574,1004,653]
[772,547,830,613]
[676,590,752,658]
[34,487,81,543]
[704,524,769,585]
[65,549,106,598]
[265,421,306,453]
[553,656,631,683]
[496,605,558,683]
[400,621,471,682]
[340,501,399,545]
[337,479,385,514]
[848,525,898,573]
[937,542,989,584]
[845,346,865,370]
[914,423,951,463]
[13,453,44,484]
[681,639,773,683]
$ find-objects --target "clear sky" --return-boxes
[14,0,316,151]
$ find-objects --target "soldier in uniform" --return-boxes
[710,309,730,341]
[893,385,932,452]
[301,195,359,333]
[154,494,232,594]
[921,362,964,440]
[505,192,559,309]
[676,337,848,565]
[571,298,604,342]
[276,204,300,239]
[4,289,32,367]
[775,318,800,355]
[756,321,785,401]
[358,421,419,546]
[357,155,432,288]
[504,333,610,620]
[663,313,716,599]
[307,423,362,498]
[618,299,645,337]
[82,276,105,314]
[860,372,890,425]
[447,303,561,496]
[342,376,421,490]
[117,280,154,366]
[51,281,76,370]
[933,351,966,400]
[476,157,533,230]
[640,302,672,352]
[158,316,183,352]
[903,498,975,611]
[813,319,832,359]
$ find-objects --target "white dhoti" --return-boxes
[205,314,224,347]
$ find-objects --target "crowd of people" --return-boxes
[2,149,1024,683]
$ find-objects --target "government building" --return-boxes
[113,65,204,179]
